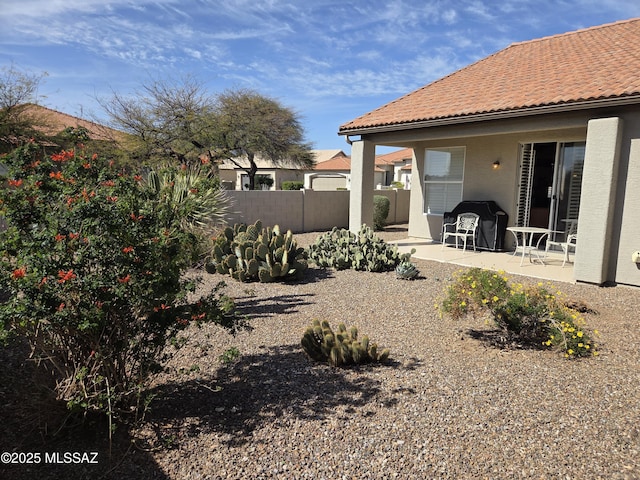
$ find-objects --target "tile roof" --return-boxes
[314,153,352,171]
[340,18,640,133]
[314,153,385,172]
[312,149,348,163]
[375,148,412,165]
[24,104,126,141]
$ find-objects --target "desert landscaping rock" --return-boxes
[2,227,639,479]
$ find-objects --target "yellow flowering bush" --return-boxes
[440,268,598,358]
[440,268,510,319]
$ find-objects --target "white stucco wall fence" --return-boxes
[223,189,410,233]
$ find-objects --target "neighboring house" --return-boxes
[304,150,352,190]
[375,148,413,188]
[1,104,127,171]
[219,149,331,190]
[10,104,126,143]
[339,18,640,287]
[305,149,403,190]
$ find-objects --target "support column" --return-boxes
[349,139,376,233]
[574,117,623,284]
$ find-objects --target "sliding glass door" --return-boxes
[549,142,584,241]
[517,142,585,242]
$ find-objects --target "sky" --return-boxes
[2,0,640,154]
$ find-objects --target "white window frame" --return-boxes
[423,146,465,215]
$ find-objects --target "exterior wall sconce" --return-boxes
[492,160,501,170]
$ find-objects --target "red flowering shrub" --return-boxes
[0,142,236,420]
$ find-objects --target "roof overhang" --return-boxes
[338,95,640,137]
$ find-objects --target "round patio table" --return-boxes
[506,226,552,266]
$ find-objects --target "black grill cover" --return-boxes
[443,201,508,251]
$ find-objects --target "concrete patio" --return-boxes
[392,238,575,283]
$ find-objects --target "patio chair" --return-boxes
[441,212,480,251]
[545,221,577,267]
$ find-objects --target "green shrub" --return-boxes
[301,319,390,367]
[282,181,304,190]
[0,142,237,420]
[206,220,308,282]
[390,181,404,189]
[440,268,598,358]
[255,175,274,189]
[373,195,390,231]
[307,225,414,272]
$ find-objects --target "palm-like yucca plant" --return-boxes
[148,162,231,234]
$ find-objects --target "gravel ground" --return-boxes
[3,226,640,479]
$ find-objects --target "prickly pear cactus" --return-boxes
[301,319,390,367]
[395,261,419,280]
[307,225,414,272]
[205,220,308,283]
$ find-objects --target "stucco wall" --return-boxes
[225,190,305,231]
[218,169,305,190]
[224,189,408,233]
[406,125,586,246]
[613,116,640,286]
[372,189,410,224]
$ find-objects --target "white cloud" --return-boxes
[441,9,458,24]
[464,1,497,21]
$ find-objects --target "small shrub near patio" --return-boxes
[440,268,598,358]
[301,319,390,367]
[0,142,237,421]
[307,225,414,272]
[282,181,304,190]
[373,195,390,231]
[206,220,308,282]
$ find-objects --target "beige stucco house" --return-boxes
[305,150,390,190]
[375,148,413,189]
[218,155,307,190]
[219,149,350,190]
[339,18,640,287]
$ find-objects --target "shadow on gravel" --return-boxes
[233,293,316,319]
[296,266,334,284]
[142,344,390,447]
[0,339,167,480]
[466,328,544,351]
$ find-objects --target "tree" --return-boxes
[212,89,315,190]
[0,65,48,151]
[100,75,217,166]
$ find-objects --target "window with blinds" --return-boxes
[423,147,465,215]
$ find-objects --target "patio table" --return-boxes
[506,226,552,266]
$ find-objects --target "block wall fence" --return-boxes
[223,189,410,233]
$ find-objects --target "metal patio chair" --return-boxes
[441,212,480,251]
[545,221,577,267]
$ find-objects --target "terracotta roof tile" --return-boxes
[375,148,412,165]
[314,154,385,172]
[340,18,640,133]
[24,104,126,141]
[314,154,352,171]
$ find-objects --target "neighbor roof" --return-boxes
[340,18,640,134]
[312,149,348,163]
[23,104,126,142]
[375,148,412,165]
[314,154,352,171]
[314,154,385,172]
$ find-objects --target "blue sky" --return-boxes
[1,0,640,153]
